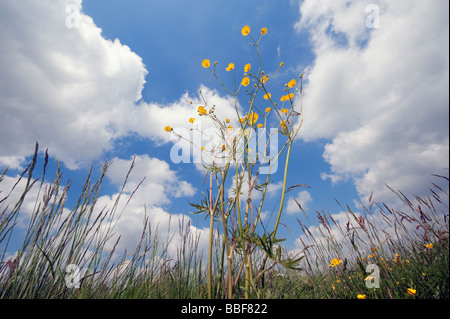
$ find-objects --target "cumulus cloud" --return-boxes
[0,0,147,169]
[295,0,449,203]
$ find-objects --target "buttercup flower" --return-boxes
[226,63,235,71]
[189,118,196,123]
[248,112,258,125]
[263,93,271,100]
[202,59,210,68]
[280,120,287,131]
[329,258,342,267]
[257,123,263,128]
[287,79,296,88]
[244,63,251,73]
[241,76,250,87]
[279,62,284,67]
[261,75,268,84]
[198,105,207,116]
[357,294,367,299]
[261,27,267,35]
[226,118,230,123]
[280,93,294,102]
[407,288,417,296]
[164,126,172,132]
[281,108,288,114]
[424,243,433,249]
[241,25,250,36]
[265,107,271,113]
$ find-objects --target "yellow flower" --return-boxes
[239,118,246,124]
[198,105,207,116]
[244,63,251,72]
[370,247,378,252]
[280,93,294,102]
[279,62,284,67]
[368,253,375,258]
[226,118,230,123]
[263,93,271,100]
[260,27,267,35]
[357,294,367,299]
[328,258,342,267]
[280,120,287,131]
[227,126,234,132]
[265,107,271,113]
[189,118,195,123]
[424,243,433,249]
[241,76,250,87]
[261,74,268,84]
[406,288,417,296]
[248,112,259,125]
[241,25,250,36]
[164,126,172,132]
[281,108,288,114]
[202,59,210,68]
[257,123,263,128]
[287,79,296,88]
[394,253,400,263]
[226,63,235,71]
[201,146,206,151]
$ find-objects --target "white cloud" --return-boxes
[295,0,449,203]
[0,0,147,170]
[106,154,196,206]
[286,190,313,215]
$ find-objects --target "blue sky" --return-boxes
[0,0,448,257]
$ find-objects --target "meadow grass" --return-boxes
[1,25,448,299]
[0,143,448,299]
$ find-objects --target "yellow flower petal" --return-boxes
[263,93,271,100]
[407,288,417,296]
[241,76,250,87]
[260,27,267,35]
[357,294,367,299]
[226,63,235,71]
[265,107,271,113]
[202,59,210,68]
[241,25,250,36]
[248,112,259,125]
[164,126,172,132]
[281,108,288,114]
[189,118,196,123]
[261,74,268,84]
[287,79,296,88]
[244,63,251,73]
[198,106,207,116]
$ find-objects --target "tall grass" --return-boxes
[0,143,448,299]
